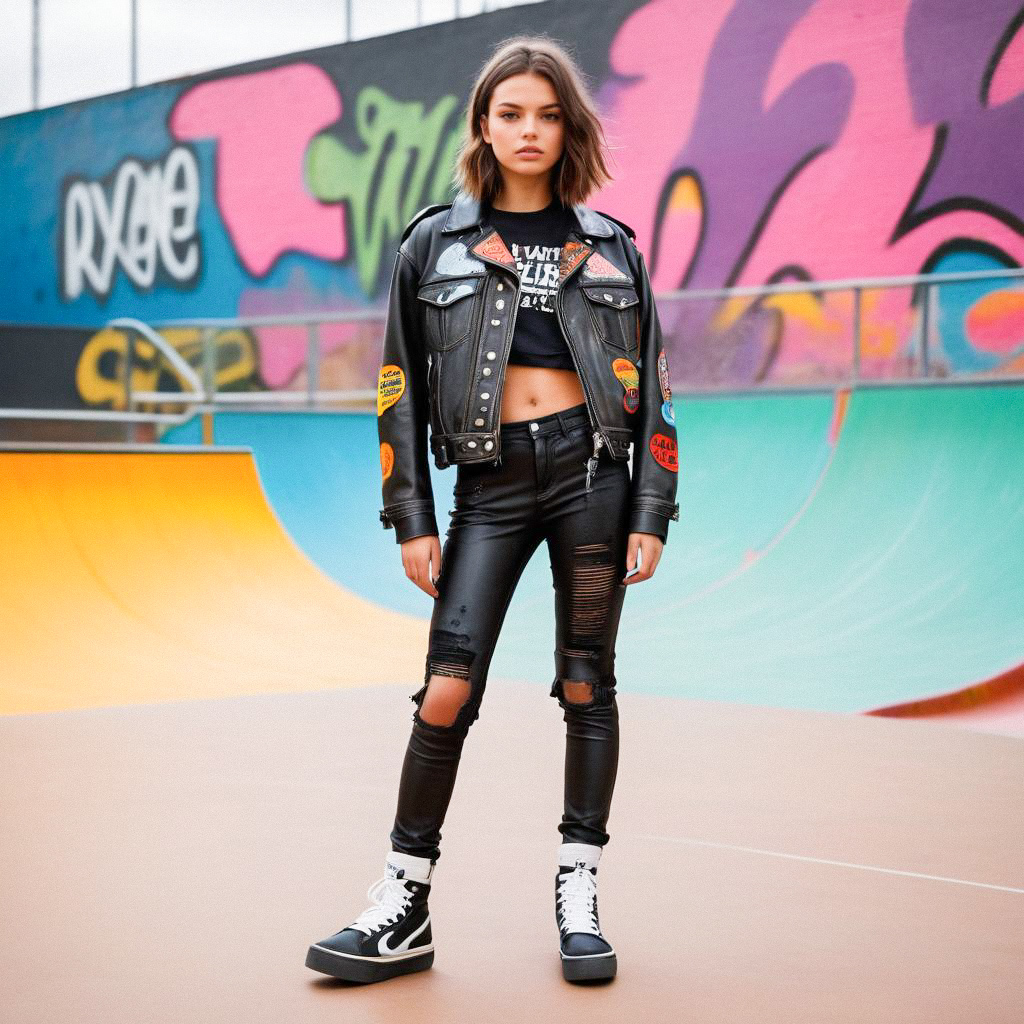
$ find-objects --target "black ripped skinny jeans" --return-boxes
[390,401,629,864]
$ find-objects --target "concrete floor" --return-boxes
[2,681,1021,1023]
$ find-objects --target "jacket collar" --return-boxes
[442,189,615,238]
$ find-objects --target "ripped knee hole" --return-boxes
[560,681,595,704]
[417,674,472,727]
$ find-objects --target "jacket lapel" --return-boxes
[468,229,518,277]
[558,235,593,286]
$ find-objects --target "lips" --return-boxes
[517,147,542,155]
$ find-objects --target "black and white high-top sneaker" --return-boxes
[305,851,435,983]
[555,842,617,981]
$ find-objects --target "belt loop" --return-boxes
[556,407,571,439]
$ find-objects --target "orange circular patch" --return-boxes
[649,433,678,472]
[380,442,394,481]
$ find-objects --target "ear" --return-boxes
[479,113,490,145]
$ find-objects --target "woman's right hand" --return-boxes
[401,534,442,598]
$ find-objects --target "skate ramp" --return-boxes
[161,385,1024,729]
[0,447,427,715]
[867,661,1024,739]
[161,394,843,625]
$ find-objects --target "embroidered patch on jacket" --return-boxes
[434,282,475,304]
[380,442,394,481]
[649,433,678,472]
[558,240,590,282]
[657,349,672,402]
[471,231,516,266]
[661,399,675,426]
[612,357,639,414]
[612,357,638,390]
[377,364,406,415]
[583,252,630,281]
[436,242,485,277]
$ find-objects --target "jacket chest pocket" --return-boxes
[417,276,485,352]
[581,283,640,356]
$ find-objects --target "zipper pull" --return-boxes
[584,431,604,492]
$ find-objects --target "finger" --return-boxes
[428,540,441,598]
[639,540,656,578]
[630,540,657,582]
[645,542,662,577]
[406,556,421,587]
[624,535,640,579]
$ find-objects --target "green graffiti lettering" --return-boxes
[307,86,462,293]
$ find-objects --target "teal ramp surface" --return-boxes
[161,385,1024,713]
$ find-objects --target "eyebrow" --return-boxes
[495,101,562,109]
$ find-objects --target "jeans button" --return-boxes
[529,422,539,432]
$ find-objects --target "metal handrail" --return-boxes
[665,265,1024,301]
[106,316,204,395]
[151,307,385,329]
[1,265,1021,428]
[0,317,204,428]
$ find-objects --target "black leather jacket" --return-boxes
[376,189,680,545]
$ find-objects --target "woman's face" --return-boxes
[479,72,565,186]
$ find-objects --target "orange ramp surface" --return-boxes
[0,447,428,714]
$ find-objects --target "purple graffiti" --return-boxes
[662,0,853,289]
[899,0,1024,237]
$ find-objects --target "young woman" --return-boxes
[307,35,679,986]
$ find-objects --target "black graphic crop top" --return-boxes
[485,197,576,371]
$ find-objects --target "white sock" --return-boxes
[558,842,602,871]
[386,850,435,883]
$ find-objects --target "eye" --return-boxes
[500,112,518,120]
[543,112,561,120]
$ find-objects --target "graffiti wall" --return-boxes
[1,0,1022,414]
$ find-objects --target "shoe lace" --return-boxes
[349,876,413,935]
[557,863,600,935]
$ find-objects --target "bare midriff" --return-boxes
[499,364,586,422]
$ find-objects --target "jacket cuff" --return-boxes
[380,504,439,544]
[628,499,680,544]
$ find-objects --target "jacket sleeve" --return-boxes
[377,246,439,544]
[628,247,681,542]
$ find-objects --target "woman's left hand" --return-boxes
[623,532,664,584]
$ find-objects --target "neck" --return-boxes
[492,172,555,213]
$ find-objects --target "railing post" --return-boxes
[307,323,321,409]
[123,326,134,442]
[851,286,862,384]
[920,281,931,378]
[201,327,216,445]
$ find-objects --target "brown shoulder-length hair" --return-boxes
[453,35,613,209]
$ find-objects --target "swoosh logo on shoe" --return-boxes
[378,914,429,956]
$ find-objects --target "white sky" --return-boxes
[0,0,544,118]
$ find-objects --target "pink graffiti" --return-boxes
[593,0,1024,383]
[988,20,1024,106]
[170,63,345,277]
[238,267,365,389]
[600,0,1024,287]
[754,0,1024,283]
[966,288,1024,355]
[598,0,734,290]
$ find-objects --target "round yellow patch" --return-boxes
[377,364,406,415]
